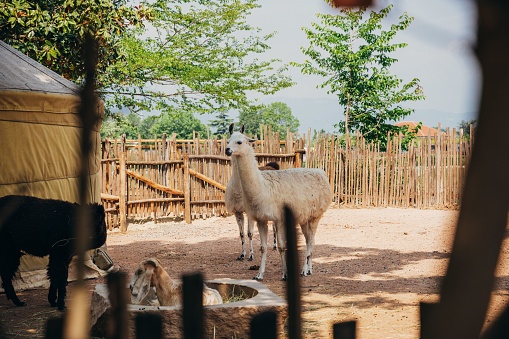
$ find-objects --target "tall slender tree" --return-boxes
[293,5,424,149]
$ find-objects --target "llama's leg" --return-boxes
[47,255,71,310]
[247,218,255,261]
[254,221,268,281]
[234,212,246,260]
[276,221,288,281]
[0,249,26,306]
[301,219,320,276]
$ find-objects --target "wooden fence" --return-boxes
[306,125,473,209]
[100,128,305,231]
[101,126,473,231]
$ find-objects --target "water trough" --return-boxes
[90,278,287,338]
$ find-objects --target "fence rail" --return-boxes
[101,126,473,231]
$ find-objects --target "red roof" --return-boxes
[394,121,439,137]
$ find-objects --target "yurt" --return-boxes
[0,40,107,290]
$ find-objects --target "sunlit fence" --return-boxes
[306,126,473,209]
[100,128,305,231]
[101,126,473,231]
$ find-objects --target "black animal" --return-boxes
[0,195,107,310]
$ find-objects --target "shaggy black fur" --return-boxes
[0,195,107,310]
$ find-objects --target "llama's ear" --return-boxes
[240,124,245,133]
[229,123,234,135]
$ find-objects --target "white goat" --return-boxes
[130,258,223,306]
[226,154,279,261]
[225,124,332,281]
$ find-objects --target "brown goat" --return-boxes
[130,258,223,306]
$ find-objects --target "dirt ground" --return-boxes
[1,206,509,338]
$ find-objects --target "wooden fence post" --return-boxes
[250,311,277,339]
[294,151,301,168]
[182,273,204,339]
[183,153,191,224]
[136,313,163,339]
[285,206,302,339]
[333,321,356,339]
[107,271,129,339]
[119,135,128,233]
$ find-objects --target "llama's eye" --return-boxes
[237,141,242,145]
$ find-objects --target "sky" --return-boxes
[207,0,481,134]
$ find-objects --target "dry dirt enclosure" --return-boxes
[1,207,509,338]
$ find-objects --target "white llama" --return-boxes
[226,149,279,261]
[225,124,332,280]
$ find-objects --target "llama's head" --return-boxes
[226,123,255,157]
[130,258,161,305]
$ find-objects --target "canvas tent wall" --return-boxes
[0,40,105,290]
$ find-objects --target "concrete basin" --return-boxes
[90,278,287,338]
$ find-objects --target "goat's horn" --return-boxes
[240,124,245,133]
[229,123,235,135]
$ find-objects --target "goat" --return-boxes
[130,258,223,306]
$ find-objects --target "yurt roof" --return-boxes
[0,40,80,95]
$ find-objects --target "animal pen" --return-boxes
[101,126,473,231]
[2,0,509,337]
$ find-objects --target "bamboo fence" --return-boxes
[306,126,473,209]
[101,125,472,231]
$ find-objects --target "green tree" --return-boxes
[103,0,294,115]
[139,115,158,139]
[458,119,477,136]
[209,111,234,137]
[0,0,150,85]
[100,112,141,139]
[149,110,207,139]
[100,117,124,139]
[1,0,293,118]
[239,102,300,138]
[293,5,424,149]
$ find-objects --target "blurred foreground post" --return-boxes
[107,272,130,339]
[183,273,204,339]
[285,206,302,339]
[422,1,509,338]
[250,311,277,339]
[136,313,163,339]
[64,33,99,339]
[333,321,356,339]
